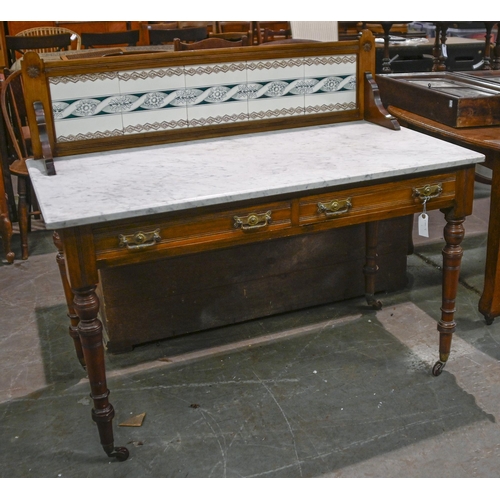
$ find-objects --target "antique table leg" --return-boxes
[62,226,129,461]
[0,174,14,263]
[479,152,500,324]
[72,286,128,461]
[493,27,500,70]
[432,210,465,376]
[432,22,449,72]
[364,220,382,310]
[53,231,85,367]
[16,176,29,260]
[482,22,496,71]
[380,22,394,73]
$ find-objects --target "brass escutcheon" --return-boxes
[118,228,161,250]
[234,210,272,231]
[412,183,443,201]
[317,197,352,217]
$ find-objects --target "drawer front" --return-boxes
[299,173,457,227]
[93,200,292,261]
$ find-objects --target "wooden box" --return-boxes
[458,70,500,86]
[97,217,412,353]
[376,71,500,127]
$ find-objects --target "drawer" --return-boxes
[93,200,292,262]
[299,173,458,227]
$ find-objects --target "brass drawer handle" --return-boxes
[118,228,161,250]
[412,183,443,201]
[234,211,272,231]
[317,197,352,217]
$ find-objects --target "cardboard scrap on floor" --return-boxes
[119,412,146,427]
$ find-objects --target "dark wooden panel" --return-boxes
[98,217,411,352]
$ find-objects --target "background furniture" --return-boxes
[5,33,72,66]
[262,27,292,44]
[173,36,249,51]
[81,30,140,48]
[374,37,485,74]
[0,78,14,263]
[290,21,338,42]
[0,69,40,260]
[255,21,290,44]
[15,26,81,50]
[148,26,207,45]
[205,22,253,43]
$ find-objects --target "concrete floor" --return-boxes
[1,182,500,478]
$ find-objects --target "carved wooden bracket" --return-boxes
[33,101,56,175]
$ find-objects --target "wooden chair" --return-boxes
[215,21,254,43]
[178,21,216,33]
[148,26,208,45]
[6,33,72,65]
[262,27,292,43]
[81,30,140,48]
[146,22,178,29]
[0,70,41,260]
[0,80,15,263]
[255,21,291,44]
[16,26,81,50]
[173,36,249,51]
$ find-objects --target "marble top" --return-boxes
[26,121,485,230]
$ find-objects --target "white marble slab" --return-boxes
[27,121,485,229]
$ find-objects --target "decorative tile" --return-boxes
[184,61,247,88]
[118,67,188,135]
[246,58,305,81]
[187,100,248,127]
[54,114,124,142]
[303,54,357,115]
[49,72,120,100]
[50,72,124,142]
[49,52,360,142]
[304,90,357,115]
[122,107,188,136]
[248,95,305,121]
[304,54,357,78]
[246,58,306,120]
[118,66,185,94]
[184,62,249,126]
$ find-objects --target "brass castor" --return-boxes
[484,314,495,326]
[106,446,130,461]
[432,360,446,377]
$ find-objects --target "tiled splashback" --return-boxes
[49,54,357,142]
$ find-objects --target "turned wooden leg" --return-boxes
[73,286,129,461]
[432,24,441,71]
[53,231,85,367]
[0,214,14,263]
[17,176,29,260]
[482,22,495,71]
[61,225,128,461]
[0,160,14,263]
[364,221,382,310]
[479,153,500,324]
[432,210,465,376]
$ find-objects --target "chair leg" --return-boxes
[0,212,15,263]
[16,175,29,260]
[29,181,41,221]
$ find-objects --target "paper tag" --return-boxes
[418,213,429,237]
[442,44,448,58]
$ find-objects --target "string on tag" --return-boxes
[418,196,429,238]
